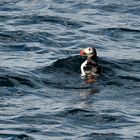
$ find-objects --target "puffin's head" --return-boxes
[80,47,97,57]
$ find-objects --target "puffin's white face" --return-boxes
[80,47,95,57]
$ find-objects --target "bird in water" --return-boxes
[80,47,101,83]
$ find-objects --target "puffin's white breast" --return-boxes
[80,60,87,77]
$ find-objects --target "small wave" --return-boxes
[0,15,12,22]
[56,107,130,128]
[81,132,120,139]
[7,75,36,88]
[102,27,140,33]
[119,75,140,82]
[0,67,39,89]
[0,133,34,140]
[97,27,140,36]
[0,5,21,12]
[0,43,45,52]
[0,31,37,43]
[56,108,91,117]
[13,114,60,125]
[0,76,15,87]
[41,55,85,74]
[0,30,59,49]
[0,43,30,52]
[39,56,140,89]
[10,14,83,29]
[95,27,140,41]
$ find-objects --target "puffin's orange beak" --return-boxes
[80,50,86,56]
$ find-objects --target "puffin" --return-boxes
[80,47,101,83]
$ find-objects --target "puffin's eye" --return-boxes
[89,48,91,51]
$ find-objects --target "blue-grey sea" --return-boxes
[0,0,140,139]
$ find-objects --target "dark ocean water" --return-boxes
[0,0,140,139]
